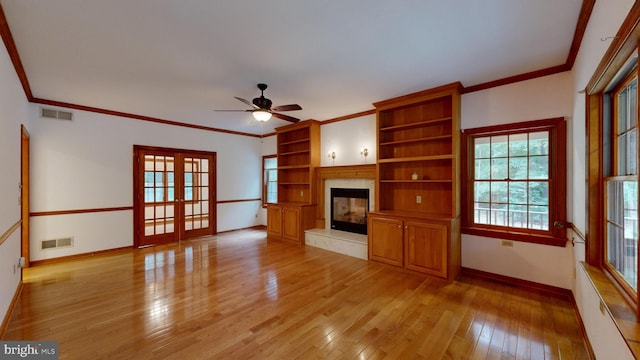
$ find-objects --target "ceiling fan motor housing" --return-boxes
[253,97,272,110]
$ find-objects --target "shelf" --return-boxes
[278,182,310,185]
[380,180,452,183]
[380,135,452,146]
[379,117,452,132]
[279,138,310,146]
[378,155,453,163]
[279,149,310,156]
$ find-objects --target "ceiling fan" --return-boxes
[215,83,302,123]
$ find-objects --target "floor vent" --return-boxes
[40,107,73,121]
[41,237,74,250]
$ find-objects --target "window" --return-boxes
[461,118,566,246]
[604,69,639,295]
[262,155,277,207]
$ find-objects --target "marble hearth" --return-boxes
[305,174,374,260]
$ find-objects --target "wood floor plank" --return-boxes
[2,230,590,359]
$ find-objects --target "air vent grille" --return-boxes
[40,108,73,121]
[41,237,74,250]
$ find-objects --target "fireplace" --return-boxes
[330,188,369,235]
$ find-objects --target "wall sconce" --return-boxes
[360,148,369,162]
[328,151,336,165]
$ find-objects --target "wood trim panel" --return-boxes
[29,246,133,267]
[462,64,569,94]
[321,109,376,125]
[32,98,262,138]
[0,220,21,247]
[30,206,133,217]
[373,82,464,109]
[314,164,376,228]
[217,225,266,234]
[0,3,32,100]
[586,93,603,266]
[0,281,22,340]
[217,198,261,204]
[565,0,596,69]
[21,125,30,268]
[462,267,572,298]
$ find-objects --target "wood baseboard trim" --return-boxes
[461,267,571,298]
[30,246,133,267]
[217,225,266,234]
[0,280,23,340]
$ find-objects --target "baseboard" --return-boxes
[461,267,595,359]
[30,246,133,267]
[0,280,23,340]
[461,267,571,298]
[217,225,266,234]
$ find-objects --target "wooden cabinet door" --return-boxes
[282,206,301,242]
[368,216,403,267]
[404,220,448,277]
[267,205,283,238]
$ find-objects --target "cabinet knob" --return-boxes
[405,226,408,229]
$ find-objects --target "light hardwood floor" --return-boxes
[4,229,589,359]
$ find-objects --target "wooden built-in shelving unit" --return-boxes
[368,82,462,280]
[267,120,320,244]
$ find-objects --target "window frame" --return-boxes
[461,117,567,247]
[262,155,277,207]
[603,68,639,300]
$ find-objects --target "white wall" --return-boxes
[460,71,575,289]
[321,114,376,167]
[28,106,264,261]
[0,31,30,326]
[570,0,636,358]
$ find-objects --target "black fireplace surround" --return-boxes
[330,188,369,235]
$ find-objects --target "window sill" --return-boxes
[462,226,567,247]
[581,262,640,357]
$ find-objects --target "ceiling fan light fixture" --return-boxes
[252,109,272,122]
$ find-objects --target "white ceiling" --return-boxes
[1,0,584,136]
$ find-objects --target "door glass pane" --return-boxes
[143,154,175,237]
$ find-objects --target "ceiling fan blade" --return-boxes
[272,104,302,112]
[272,112,300,123]
[234,96,259,109]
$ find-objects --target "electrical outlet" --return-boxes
[501,240,514,247]
[416,195,422,204]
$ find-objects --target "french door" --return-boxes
[133,146,216,247]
